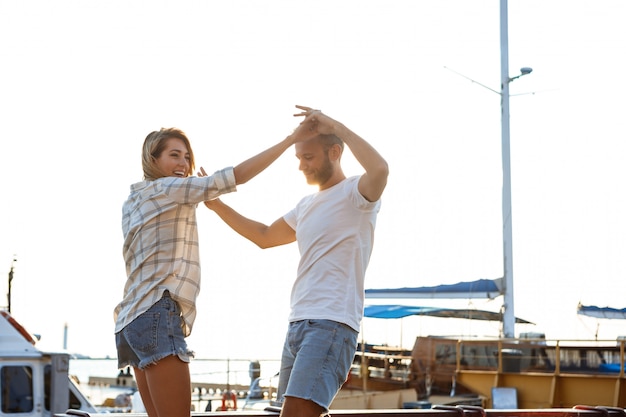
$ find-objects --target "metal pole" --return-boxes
[500,0,515,338]
[7,258,16,314]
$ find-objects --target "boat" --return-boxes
[0,309,98,416]
[342,332,626,409]
[429,334,626,408]
[334,280,626,409]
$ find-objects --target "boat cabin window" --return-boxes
[1,365,34,413]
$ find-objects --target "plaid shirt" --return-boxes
[114,167,236,336]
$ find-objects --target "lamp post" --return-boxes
[500,0,532,338]
[446,1,532,338]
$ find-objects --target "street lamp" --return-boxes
[445,0,533,338]
[500,0,534,338]
[500,63,532,339]
[509,67,533,82]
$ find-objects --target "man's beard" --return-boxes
[308,155,334,186]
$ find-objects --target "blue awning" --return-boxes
[365,278,504,300]
[364,304,533,324]
[577,303,626,319]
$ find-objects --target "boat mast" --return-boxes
[500,0,515,338]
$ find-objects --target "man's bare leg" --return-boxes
[280,396,326,417]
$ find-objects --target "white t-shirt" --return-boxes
[283,176,381,331]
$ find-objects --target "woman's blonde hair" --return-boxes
[141,128,196,180]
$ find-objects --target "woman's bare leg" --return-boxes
[134,366,158,417]
[133,355,191,417]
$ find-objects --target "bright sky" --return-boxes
[1,0,625,360]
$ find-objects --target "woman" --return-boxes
[114,126,305,417]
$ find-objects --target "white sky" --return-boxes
[1,0,625,359]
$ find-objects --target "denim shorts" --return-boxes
[277,319,358,410]
[115,292,194,370]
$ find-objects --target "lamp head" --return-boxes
[509,67,533,83]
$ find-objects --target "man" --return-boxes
[205,105,389,417]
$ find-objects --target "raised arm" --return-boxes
[232,135,295,185]
[293,105,389,202]
[204,198,296,249]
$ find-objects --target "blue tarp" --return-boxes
[577,303,626,319]
[365,278,503,299]
[363,304,533,324]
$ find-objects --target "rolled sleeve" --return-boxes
[159,167,238,204]
[212,166,237,196]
